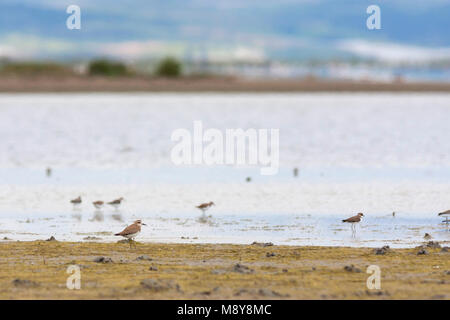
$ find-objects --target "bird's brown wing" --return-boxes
[197,203,208,209]
[343,215,360,223]
[115,224,139,236]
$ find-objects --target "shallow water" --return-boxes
[0,93,449,247]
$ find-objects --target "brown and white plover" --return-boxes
[115,219,146,248]
[196,201,215,214]
[342,213,364,233]
[70,196,82,207]
[92,200,104,209]
[107,197,124,209]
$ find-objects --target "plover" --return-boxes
[342,213,364,234]
[115,219,146,248]
[438,209,450,223]
[93,200,104,209]
[107,197,124,209]
[424,233,432,240]
[196,201,215,214]
[70,196,82,207]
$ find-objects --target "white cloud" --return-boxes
[338,39,450,63]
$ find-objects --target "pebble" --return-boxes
[93,256,113,263]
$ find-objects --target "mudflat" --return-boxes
[1,75,450,92]
[0,241,448,299]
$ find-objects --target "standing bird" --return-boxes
[108,197,124,209]
[423,233,432,240]
[70,196,82,207]
[92,200,104,209]
[342,213,364,235]
[196,201,215,214]
[438,210,450,224]
[115,220,146,248]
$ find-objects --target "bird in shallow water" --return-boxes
[438,210,450,223]
[70,196,82,207]
[92,200,104,209]
[115,219,146,248]
[196,201,215,213]
[342,213,364,235]
[107,197,124,209]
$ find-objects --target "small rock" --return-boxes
[117,239,129,244]
[2,237,11,240]
[46,236,57,241]
[234,288,250,296]
[251,241,273,247]
[366,290,390,296]
[374,245,390,255]
[12,279,38,288]
[282,269,288,273]
[211,269,226,275]
[258,288,288,297]
[140,279,181,292]
[233,263,254,274]
[93,256,113,263]
[417,249,428,255]
[136,255,152,261]
[344,265,362,273]
[266,252,276,257]
[246,177,252,182]
[426,241,441,249]
[441,247,449,252]
[149,266,158,271]
[83,236,102,241]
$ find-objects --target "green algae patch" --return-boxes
[0,241,448,299]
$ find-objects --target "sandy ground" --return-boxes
[0,241,448,299]
[1,75,450,92]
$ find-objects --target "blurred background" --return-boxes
[0,1,449,246]
[0,0,450,83]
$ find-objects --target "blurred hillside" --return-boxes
[1,1,450,82]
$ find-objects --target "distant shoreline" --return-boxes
[2,75,450,93]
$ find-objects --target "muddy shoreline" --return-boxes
[0,241,448,299]
[1,75,450,92]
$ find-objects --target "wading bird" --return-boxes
[342,213,364,235]
[196,201,215,214]
[92,200,104,209]
[107,197,124,209]
[70,196,82,207]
